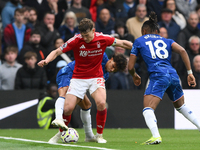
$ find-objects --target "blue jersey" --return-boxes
[131,34,184,101]
[131,34,177,77]
[56,53,109,89]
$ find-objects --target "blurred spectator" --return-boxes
[0,46,22,90]
[0,0,9,13]
[193,55,200,88]
[187,36,200,62]
[37,12,60,51]
[15,51,47,89]
[164,0,186,30]
[59,11,79,42]
[57,0,72,12]
[114,46,126,55]
[18,29,46,65]
[0,33,2,60]
[107,56,136,89]
[86,0,106,22]
[148,0,164,22]
[176,0,197,19]
[158,8,180,41]
[37,83,58,129]
[46,38,65,81]
[24,0,51,21]
[49,60,67,84]
[114,21,135,56]
[47,0,64,29]
[196,4,200,29]
[26,7,41,30]
[123,0,135,14]
[95,8,115,35]
[1,0,22,29]
[3,8,31,54]
[178,36,200,89]
[22,6,30,24]
[128,0,151,18]
[97,0,127,22]
[159,27,168,38]
[67,0,91,23]
[177,12,200,50]
[126,4,148,39]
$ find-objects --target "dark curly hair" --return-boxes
[142,11,160,34]
[113,54,127,72]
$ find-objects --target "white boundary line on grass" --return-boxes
[0,136,117,150]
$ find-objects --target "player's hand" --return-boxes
[133,73,141,86]
[187,74,196,87]
[37,60,49,67]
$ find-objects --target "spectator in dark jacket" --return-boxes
[148,0,164,22]
[59,11,79,42]
[128,0,151,18]
[18,29,46,65]
[177,12,200,50]
[15,51,47,89]
[37,12,60,51]
[158,8,181,41]
[24,0,51,21]
[95,8,115,35]
[67,0,91,23]
[192,55,200,89]
[114,21,134,56]
[26,7,41,30]
[97,0,127,22]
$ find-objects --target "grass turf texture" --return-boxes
[0,128,199,150]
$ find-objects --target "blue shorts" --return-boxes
[56,66,73,89]
[145,73,183,102]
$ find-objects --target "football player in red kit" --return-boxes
[38,18,133,143]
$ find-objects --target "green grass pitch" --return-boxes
[0,128,199,150]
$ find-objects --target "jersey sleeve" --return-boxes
[105,35,115,46]
[59,36,77,53]
[169,39,175,46]
[130,40,140,56]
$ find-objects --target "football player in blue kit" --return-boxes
[48,53,127,143]
[128,12,200,145]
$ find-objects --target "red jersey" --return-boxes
[60,32,115,79]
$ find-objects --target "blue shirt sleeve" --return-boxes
[130,40,140,56]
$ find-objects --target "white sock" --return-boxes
[55,97,65,119]
[176,104,200,130]
[80,108,94,138]
[143,107,161,138]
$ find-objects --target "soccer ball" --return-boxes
[60,128,79,143]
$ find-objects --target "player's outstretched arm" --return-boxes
[115,39,133,50]
[128,54,141,86]
[38,48,63,67]
[172,42,196,87]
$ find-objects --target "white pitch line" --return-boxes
[0,136,117,150]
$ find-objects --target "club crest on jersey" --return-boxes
[79,51,88,57]
[62,42,67,48]
[97,41,100,48]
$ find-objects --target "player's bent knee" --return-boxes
[63,106,73,116]
[96,101,106,111]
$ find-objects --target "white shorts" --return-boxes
[67,78,105,99]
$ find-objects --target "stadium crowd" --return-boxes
[1,0,200,90]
